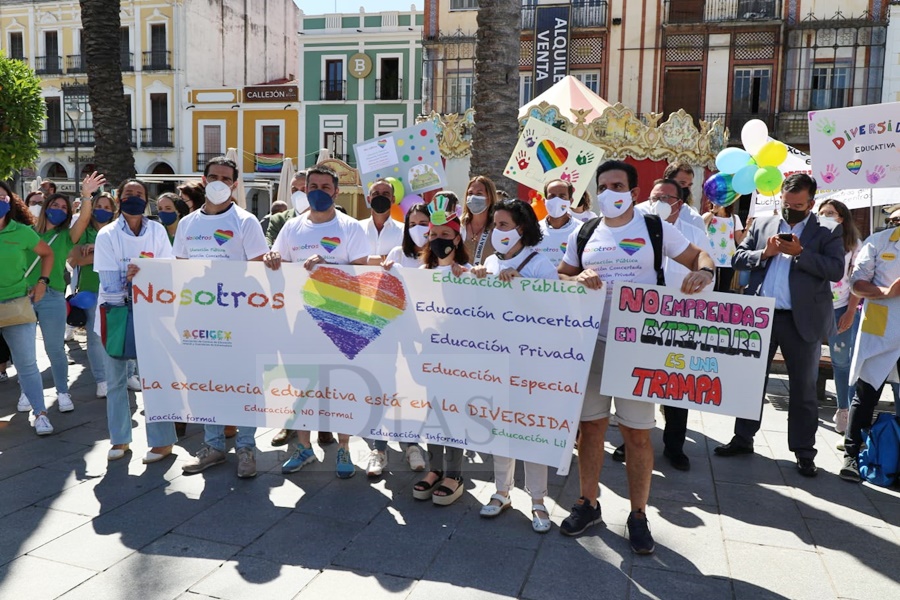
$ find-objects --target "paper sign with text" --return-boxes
[131,260,605,474]
[353,121,446,196]
[504,117,603,204]
[600,283,774,420]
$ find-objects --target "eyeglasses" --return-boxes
[650,194,680,203]
[886,217,900,226]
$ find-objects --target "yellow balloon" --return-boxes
[755,141,788,168]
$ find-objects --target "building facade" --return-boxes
[297,8,424,169]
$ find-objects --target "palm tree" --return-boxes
[470,0,520,194]
[80,0,135,185]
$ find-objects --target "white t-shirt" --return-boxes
[360,216,404,256]
[272,210,369,265]
[536,216,582,267]
[569,209,598,223]
[483,247,559,280]
[706,214,745,267]
[174,204,268,261]
[386,245,422,268]
[562,211,690,339]
[422,263,472,272]
[663,218,708,288]
[94,217,174,280]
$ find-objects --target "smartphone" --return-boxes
[778,233,793,241]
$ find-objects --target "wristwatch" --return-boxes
[37,276,50,285]
[699,267,715,277]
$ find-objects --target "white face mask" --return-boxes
[545,196,570,219]
[29,205,43,218]
[596,189,633,218]
[291,191,309,214]
[205,180,233,205]
[649,200,672,221]
[818,215,839,228]
[491,227,522,254]
[408,224,429,248]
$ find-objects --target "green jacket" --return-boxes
[265,208,296,247]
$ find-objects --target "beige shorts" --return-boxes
[581,339,656,430]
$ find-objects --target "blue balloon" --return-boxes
[732,164,757,195]
[715,148,752,175]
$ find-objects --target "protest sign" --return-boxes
[353,122,446,195]
[808,102,900,190]
[503,117,603,205]
[131,260,604,474]
[600,283,774,420]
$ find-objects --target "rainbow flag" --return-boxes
[256,154,284,173]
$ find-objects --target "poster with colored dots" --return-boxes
[353,121,447,197]
[503,117,604,206]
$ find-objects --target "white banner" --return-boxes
[600,283,774,420]
[131,260,605,474]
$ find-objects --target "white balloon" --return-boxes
[741,119,769,155]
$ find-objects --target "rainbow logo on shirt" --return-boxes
[139,251,154,258]
[536,140,569,172]
[213,229,233,246]
[559,242,568,253]
[618,238,645,256]
[321,237,341,253]
[303,267,407,359]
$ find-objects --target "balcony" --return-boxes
[65,129,96,146]
[320,79,346,101]
[663,0,781,24]
[522,1,608,30]
[195,152,223,171]
[35,55,63,75]
[120,52,134,71]
[375,78,403,100]
[142,50,171,71]
[703,112,775,143]
[775,112,809,147]
[140,127,173,148]
[39,129,64,148]
[65,55,84,73]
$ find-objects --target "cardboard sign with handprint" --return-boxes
[503,117,604,206]
[808,102,900,190]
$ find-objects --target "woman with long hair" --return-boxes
[460,175,498,266]
[0,181,56,434]
[178,181,205,213]
[156,192,191,243]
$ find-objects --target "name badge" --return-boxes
[880,252,896,261]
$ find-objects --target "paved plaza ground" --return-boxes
[1,330,899,599]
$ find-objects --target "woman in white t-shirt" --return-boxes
[471,199,555,533]
[383,202,430,270]
[702,202,745,293]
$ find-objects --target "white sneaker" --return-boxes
[127,376,141,391]
[17,393,32,412]
[64,326,75,341]
[34,413,54,435]
[406,445,426,471]
[96,382,108,398]
[57,392,74,412]
[366,450,387,477]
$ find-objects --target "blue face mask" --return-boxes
[93,208,114,224]
[0,200,10,219]
[46,208,68,226]
[158,211,178,226]
[120,196,147,216]
[308,189,334,212]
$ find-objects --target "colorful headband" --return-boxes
[428,194,460,232]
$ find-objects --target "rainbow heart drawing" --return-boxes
[139,251,154,258]
[619,238,646,256]
[377,139,387,149]
[213,230,233,246]
[303,267,407,359]
[846,159,862,175]
[536,140,569,172]
[559,242,568,253]
[321,237,341,253]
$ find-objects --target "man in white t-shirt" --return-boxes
[556,161,715,554]
[265,165,369,479]
[176,156,270,480]
[360,179,404,264]
[535,178,582,267]
[662,161,705,231]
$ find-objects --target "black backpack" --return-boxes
[575,214,665,286]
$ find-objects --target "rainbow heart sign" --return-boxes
[846,159,862,175]
[302,267,407,359]
[536,140,569,172]
[321,237,341,253]
[214,230,233,246]
[619,238,646,256]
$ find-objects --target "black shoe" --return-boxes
[560,497,603,536]
[663,448,691,471]
[839,456,860,482]
[611,444,626,462]
[796,457,818,477]
[626,510,655,555]
[713,438,754,457]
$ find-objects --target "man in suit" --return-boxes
[715,173,845,477]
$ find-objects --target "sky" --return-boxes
[294,0,424,13]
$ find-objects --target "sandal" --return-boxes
[432,476,464,506]
[480,493,511,518]
[413,470,443,500]
[532,503,551,533]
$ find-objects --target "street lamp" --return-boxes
[65,104,84,196]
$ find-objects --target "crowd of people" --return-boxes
[2,155,898,557]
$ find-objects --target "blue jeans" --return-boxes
[830,305,859,410]
[33,288,68,394]
[105,352,175,446]
[84,303,106,384]
[0,320,47,414]
[205,425,256,452]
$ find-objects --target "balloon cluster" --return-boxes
[384,176,423,222]
[704,119,788,207]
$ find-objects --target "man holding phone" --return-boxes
[715,174,845,477]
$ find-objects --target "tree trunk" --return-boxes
[470,0,520,195]
[80,0,135,186]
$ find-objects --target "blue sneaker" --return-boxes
[281,444,317,474]
[336,447,355,479]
